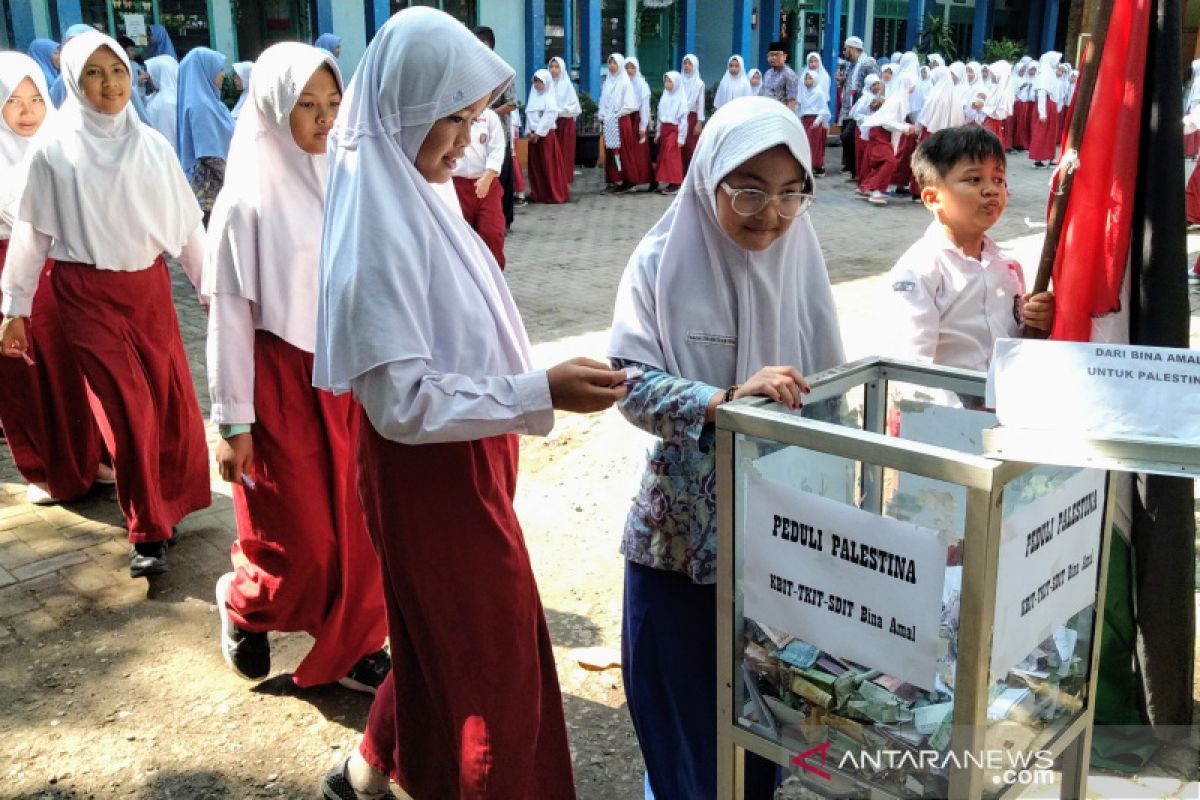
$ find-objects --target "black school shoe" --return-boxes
[339,649,391,695]
[320,759,397,800]
[216,572,271,680]
[129,540,168,578]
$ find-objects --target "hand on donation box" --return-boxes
[475,170,497,199]
[1020,291,1056,332]
[736,365,810,410]
[547,357,629,413]
[217,433,254,485]
[0,316,30,360]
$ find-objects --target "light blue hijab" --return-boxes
[148,24,178,60]
[27,39,60,84]
[49,24,96,106]
[314,33,342,56]
[175,47,234,172]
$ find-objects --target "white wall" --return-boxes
[477,0,526,101]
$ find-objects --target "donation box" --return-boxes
[715,358,1118,800]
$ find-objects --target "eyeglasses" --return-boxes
[719,182,814,219]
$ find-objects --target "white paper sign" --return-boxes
[991,468,1106,677]
[987,339,1200,443]
[742,475,946,690]
[123,14,147,44]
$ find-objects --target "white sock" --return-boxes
[347,750,389,798]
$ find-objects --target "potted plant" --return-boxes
[575,89,601,167]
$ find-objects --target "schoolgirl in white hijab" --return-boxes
[859,74,915,202]
[679,53,706,167]
[598,52,640,188]
[0,52,107,506]
[313,8,622,798]
[143,54,178,150]
[1029,50,1062,166]
[203,41,388,694]
[714,54,752,108]
[928,53,946,69]
[230,60,253,118]
[608,98,844,797]
[525,68,569,203]
[748,67,763,95]
[547,56,581,185]
[916,65,964,133]
[625,56,653,138]
[654,70,688,191]
[804,51,832,97]
[798,68,831,176]
[0,30,209,577]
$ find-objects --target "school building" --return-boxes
[2,0,1199,102]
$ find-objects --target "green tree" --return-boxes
[981,38,1028,63]
[916,15,957,63]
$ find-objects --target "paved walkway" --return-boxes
[1,146,1197,798]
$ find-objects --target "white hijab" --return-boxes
[144,55,178,149]
[917,67,964,132]
[657,71,688,126]
[714,55,753,108]
[1036,52,1062,99]
[548,56,581,117]
[525,68,558,136]
[850,74,883,124]
[680,53,704,108]
[748,68,763,96]
[599,53,636,117]
[803,52,831,97]
[230,60,254,118]
[608,97,844,388]
[983,60,1014,119]
[315,7,525,394]
[202,43,340,354]
[862,74,913,153]
[1,53,55,237]
[797,70,829,119]
[18,31,199,270]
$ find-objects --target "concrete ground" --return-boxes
[0,144,1196,799]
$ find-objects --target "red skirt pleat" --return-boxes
[0,244,103,499]
[355,421,575,799]
[1028,101,1060,161]
[1011,101,1029,149]
[855,133,868,179]
[51,259,210,542]
[802,116,827,170]
[529,133,570,204]
[890,132,918,188]
[453,176,507,268]
[654,125,684,185]
[682,111,700,173]
[859,127,902,192]
[554,115,577,184]
[982,116,1006,149]
[1186,129,1200,158]
[226,331,386,687]
[1187,160,1200,225]
[619,114,651,186]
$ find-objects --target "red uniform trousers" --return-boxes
[52,258,209,542]
[355,423,575,799]
[554,115,577,184]
[0,242,103,499]
[453,176,507,268]
[528,132,570,204]
[859,127,903,193]
[654,125,684,185]
[1028,101,1060,162]
[226,331,387,687]
[801,116,827,171]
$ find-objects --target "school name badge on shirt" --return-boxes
[687,331,738,347]
[892,280,916,293]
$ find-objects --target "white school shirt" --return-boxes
[451,110,506,180]
[883,222,1026,373]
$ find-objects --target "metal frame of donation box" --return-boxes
[714,357,1142,800]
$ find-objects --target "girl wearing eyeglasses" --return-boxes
[607,96,845,799]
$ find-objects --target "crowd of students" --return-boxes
[0,8,1175,800]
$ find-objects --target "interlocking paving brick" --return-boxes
[10,551,89,582]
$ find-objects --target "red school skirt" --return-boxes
[225,330,387,687]
[555,115,577,184]
[1028,100,1060,162]
[655,124,684,185]
[52,258,210,542]
[0,241,103,499]
[529,132,570,204]
[355,421,575,799]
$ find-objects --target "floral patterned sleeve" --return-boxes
[613,359,721,444]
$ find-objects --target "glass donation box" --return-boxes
[715,357,1121,800]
